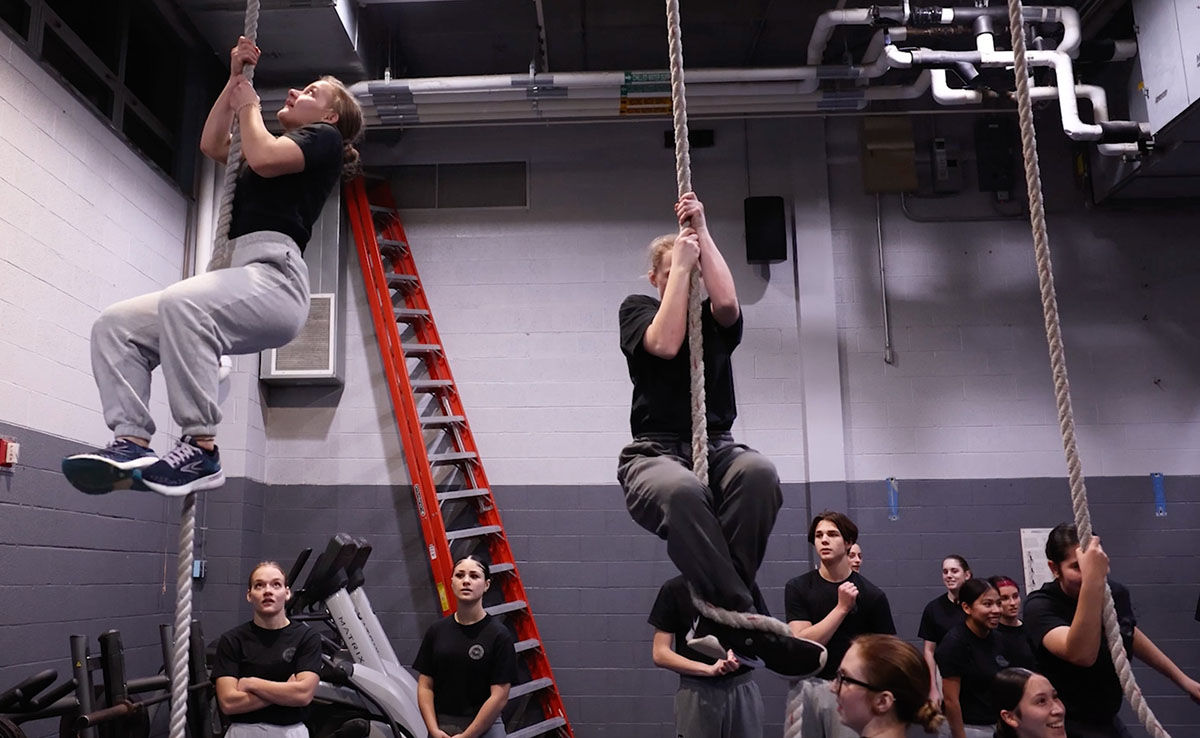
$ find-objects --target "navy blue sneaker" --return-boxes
[138,437,224,497]
[63,439,157,495]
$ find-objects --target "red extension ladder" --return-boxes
[344,175,573,738]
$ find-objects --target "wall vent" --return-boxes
[391,162,528,208]
[260,293,341,385]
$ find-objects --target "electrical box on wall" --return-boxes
[860,116,918,193]
[930,137,963,193]
[975,117,1018,197]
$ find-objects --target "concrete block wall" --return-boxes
[274,118,815,487]
[830,117,1200,481]
[275,115,1200,488]
[0,34,186,451]
[0,422,181,736]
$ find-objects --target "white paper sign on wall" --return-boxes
[1021,527,1055,595]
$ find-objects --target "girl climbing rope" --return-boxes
[62,35,363,497]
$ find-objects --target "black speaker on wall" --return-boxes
[744,196,787,264]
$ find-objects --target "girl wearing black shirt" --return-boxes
[414,556,516,738]
[212,562,323,738]
[936,579,1034,738]
[993,668,1066,738]
[63,35,362,497]
[918,554,970,704]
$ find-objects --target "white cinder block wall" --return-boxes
[0,37,268,480]
[267,115,1200,486]
[0,36,185,450]
[828,119,1200,480]
[266,119,816,485]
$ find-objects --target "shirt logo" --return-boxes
[468,644,485,661]
[283,647,297,661]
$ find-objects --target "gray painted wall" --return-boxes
[4,422,1196,737]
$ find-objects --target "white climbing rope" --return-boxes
[664,0,708,485]
[170,5,261,738]
[168,493,197,738]
[1005,2,1169,736]
[665,3,813,729]
[209,1,261,273]
[689,587,812,738]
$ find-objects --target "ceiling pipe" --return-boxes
[886,43,1148,146]
[340,71,932,127]
[315,3,1140,157]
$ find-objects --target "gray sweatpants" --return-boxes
[675,672,762,738]
[224,723,308,738]
[91,232,309,439]
[618,433,782,613]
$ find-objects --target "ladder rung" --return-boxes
[394,307,430,322]
[489,562,515,575]
[484,599,527,617]
[505,717,566,738]
[428,450,477,464]
[435,487,490,502]
[514,638,540,653]
[446,524,502,541]
[369,204,393,215]
[506,677,552,701]
[405,343,443,356]
[420,414,464,427]
[386,273,419,291]
[378,237,408,252]
[410,379,454,392]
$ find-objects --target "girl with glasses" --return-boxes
[830,634,944,738]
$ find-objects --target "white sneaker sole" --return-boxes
[65,453,158,471]
[140,469,226,498]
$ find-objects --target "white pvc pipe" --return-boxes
[931,69,983,105]
[887,44,1101,139]
[807,8,874,65]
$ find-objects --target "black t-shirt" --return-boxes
[211,620,323,725]
[935,623,1035,726]
[647,575,768,683]
[1023,579,1136,725]
[230,122,343,250]
[918,593,965,644]
[619,294,743,437]
[412,614,518,718]
[784,570,896,679]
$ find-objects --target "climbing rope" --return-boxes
[1005,2,1168,736]
[664,0,708,485]
[168,494,197,738]
[209,1,261,272]
[689,589,808,738]
[170,5,261,738]
[666,5,810,728]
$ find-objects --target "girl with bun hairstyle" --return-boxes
[830,634,944,738]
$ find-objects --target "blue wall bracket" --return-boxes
[1151,473,1167,517]
[886,477,900,521]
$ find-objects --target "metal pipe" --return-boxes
[70,635,97,738]
[875,194,895,366]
